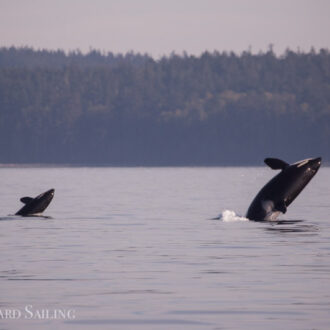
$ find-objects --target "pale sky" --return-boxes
[0,0,329,57]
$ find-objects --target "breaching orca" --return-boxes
[15,189,55,216]
[246,157,321,221]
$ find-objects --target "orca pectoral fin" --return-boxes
[20,197,33,204]
[264,158,289,170]
[275,200,287,214]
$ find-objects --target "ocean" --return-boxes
[0,166,329,329]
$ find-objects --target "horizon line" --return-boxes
[1,44,329,59]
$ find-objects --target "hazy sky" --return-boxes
[1,0,329,57]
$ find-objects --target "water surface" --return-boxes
[0,167,329,329]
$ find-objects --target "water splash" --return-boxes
[218,210,249,222]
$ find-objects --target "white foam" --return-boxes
[219,210,249,222]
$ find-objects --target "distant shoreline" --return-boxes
[1,47,329,166]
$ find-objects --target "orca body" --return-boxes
[246,157,321,221]
[15,189,55,216]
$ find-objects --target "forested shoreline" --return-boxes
[0,47,329,165]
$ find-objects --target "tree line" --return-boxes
[0,47,329,165]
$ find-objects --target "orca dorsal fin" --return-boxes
[264,158,289,170]
[20,197,33,204]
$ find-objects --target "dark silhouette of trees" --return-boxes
[0,47,329,165]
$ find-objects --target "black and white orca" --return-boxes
[246,157,321,221]
[15,189,55,216]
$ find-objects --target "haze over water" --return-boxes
[0,166,330,329]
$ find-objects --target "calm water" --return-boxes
[0,167,330,330]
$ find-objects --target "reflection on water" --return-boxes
[265,220,319,234]
[0,167,329,330]
[0,215,52,221]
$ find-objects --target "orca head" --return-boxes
[292,157,322,174]
[29,188,55,214]
[36,188,55,205]
[283,157,321,206]
[38,188,55,198]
